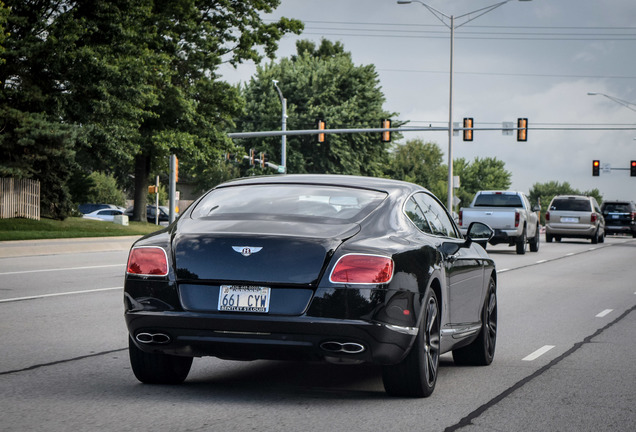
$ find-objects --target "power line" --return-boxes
[378,68,636,81]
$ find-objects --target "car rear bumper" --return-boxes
[125,311,415,365]
[605,223,636,234]
[545,224,597,237]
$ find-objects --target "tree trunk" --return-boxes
[132,153,150,222]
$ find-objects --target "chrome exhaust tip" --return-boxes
[136,332,171,344]
[320,341,365,354]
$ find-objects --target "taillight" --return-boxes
[515,210,520,228]
[631,212,636,221]
[591,213,597,223]
[330,254,394,284]
[546,211,550,221]
[127,247,169,276]
[458,210,463,227]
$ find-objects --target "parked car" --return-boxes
[458,190,540,254]
[78,203,122,215]
[601,200,636,237]
[82,208,124,222]
[124,175,497,398]
[124,205,175,223]
[545,195,605,243]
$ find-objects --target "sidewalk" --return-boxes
[0,236,140,258]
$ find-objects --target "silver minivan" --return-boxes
[545,195,605,244]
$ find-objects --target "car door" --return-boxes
[413,193,485,327]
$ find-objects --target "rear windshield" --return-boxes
[550,198,591,212]
[473,194,523,207]
[191,184,387,223]
[603,203,630,213]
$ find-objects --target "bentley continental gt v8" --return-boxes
[125,175,497,397]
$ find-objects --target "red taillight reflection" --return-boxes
[546,211,550,221]
[330,254,394,284]
[515,210,520,228]
[127,247,168,276]
[458,210,463,227]
[591,213,597,223]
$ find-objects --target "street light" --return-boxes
[272,80,287,173]
[587,92,636,113]
[397,0,532,213]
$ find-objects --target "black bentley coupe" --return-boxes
[125,174,497,397]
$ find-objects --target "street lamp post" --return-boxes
[587,92,636,113]
[272,80,287,173]
[397,0,532,212]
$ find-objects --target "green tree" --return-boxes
[84,172,127,207]
[1,0,302,220]
[233,39,399,178]
[454,157,512,209]
[385,138,446,198]
[55,0,302,221]
[0,1,79,219]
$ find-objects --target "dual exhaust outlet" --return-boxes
[136,332,171,344]
[320,341,365,354]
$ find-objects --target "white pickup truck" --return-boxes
[458,191,541,254]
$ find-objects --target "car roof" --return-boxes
[215,174,424,195]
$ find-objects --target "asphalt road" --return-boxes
[0,235,634,431]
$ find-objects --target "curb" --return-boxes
[0,236,141,258]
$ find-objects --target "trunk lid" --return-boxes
[173,218,359,285]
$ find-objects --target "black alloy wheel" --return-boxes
[382,288,440,398]
[452,277,497,366]
[129,337,193,384]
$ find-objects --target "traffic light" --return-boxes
[631,160,636,177]
[592,160,600,176]
[317,119,325,143]
[225,152,236,162]
[260,152,269,168]
[463,118,473,141]
[381,119,392,142]
[517,118,528,142]
[249,148,256,166]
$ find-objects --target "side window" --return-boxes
[414,193,460,238]
[405,198,432,234]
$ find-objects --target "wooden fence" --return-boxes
[0,178,41,220]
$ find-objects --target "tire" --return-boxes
[129,337,193,384]
[516,228,527,255]
[382,288,440,398]
[529,225,540,252]
[545,233,553,243]
[452,277,497,366]
[591,229,599,244]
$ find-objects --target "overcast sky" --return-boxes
[220,0,636,204]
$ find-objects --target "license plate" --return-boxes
[561,217,579,223]
[218,285,270,313]
[612,215,619,219]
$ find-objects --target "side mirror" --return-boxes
[466,221,494,249]
[532,205,541,212]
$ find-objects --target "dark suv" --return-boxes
[601,200,636,238]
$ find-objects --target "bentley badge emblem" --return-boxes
[232,246,263,257]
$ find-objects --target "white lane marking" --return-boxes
[0,264,122,276]
[565,253,575,256]
[536,260,548,264]
[522,345,555,361]
[497,268,510,273]
[596,309,613,318]
[0,287,122,303]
